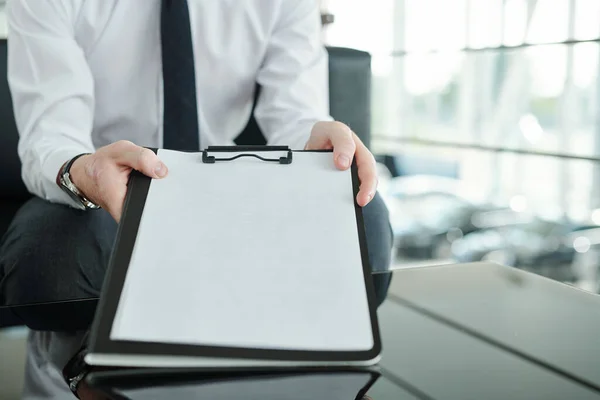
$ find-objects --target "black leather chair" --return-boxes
[0,40,30,238]
[0,39,372,327]
[236,46,371,148]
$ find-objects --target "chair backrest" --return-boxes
[0,39,28,201]
[235,46,372,148]
[326,46,371,148]
[0,38,27,328]
[0,42,372,235]
[0,42,373,329]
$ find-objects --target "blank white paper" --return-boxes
[110,149,374,353]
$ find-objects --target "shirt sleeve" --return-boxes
[7,0,95,206]
[254,0,333,150]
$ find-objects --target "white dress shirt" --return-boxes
[7,0,330,207]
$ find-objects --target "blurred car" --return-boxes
[452,218,569,265]
[563,225,600,287]
[383,175,525,260]
[389,192,471,259]
[450,219,600,281]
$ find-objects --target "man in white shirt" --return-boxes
[0,0,391,397]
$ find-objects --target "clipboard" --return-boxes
[87,146,381,368]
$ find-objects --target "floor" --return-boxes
[0,327,28,400]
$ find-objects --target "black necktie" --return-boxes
[161,0,200,151]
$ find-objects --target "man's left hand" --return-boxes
[305,121,377,207]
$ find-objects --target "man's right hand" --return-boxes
[67,140,168,222]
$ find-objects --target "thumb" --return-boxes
[328,125,355,170]
[115,147,168,179]
[307,122,356,170]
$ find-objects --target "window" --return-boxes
[324,0,600,222]
[324,0,600,287]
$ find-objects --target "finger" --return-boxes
[354,141,377,207]
[115,147,168,179]
[305,121,335,150]
[327,122,356,170]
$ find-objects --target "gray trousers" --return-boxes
[1,194,393,308]
[0,194,392,397]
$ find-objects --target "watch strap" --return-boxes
[63,153,90,177]
[58,153,101,210]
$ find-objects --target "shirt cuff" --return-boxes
[40,147,90,208]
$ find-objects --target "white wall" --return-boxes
[0,5,6,38]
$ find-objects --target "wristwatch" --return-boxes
[62,332,91,398]
[57,154,101,210]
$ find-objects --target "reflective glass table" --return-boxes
[3,263,600,399]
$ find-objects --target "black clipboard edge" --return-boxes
[89,148,158,352]
[89,148,382,363]
[350,160,383,359]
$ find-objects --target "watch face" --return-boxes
[60,174,87,209]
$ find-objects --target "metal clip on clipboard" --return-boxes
[202,146,293,164]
